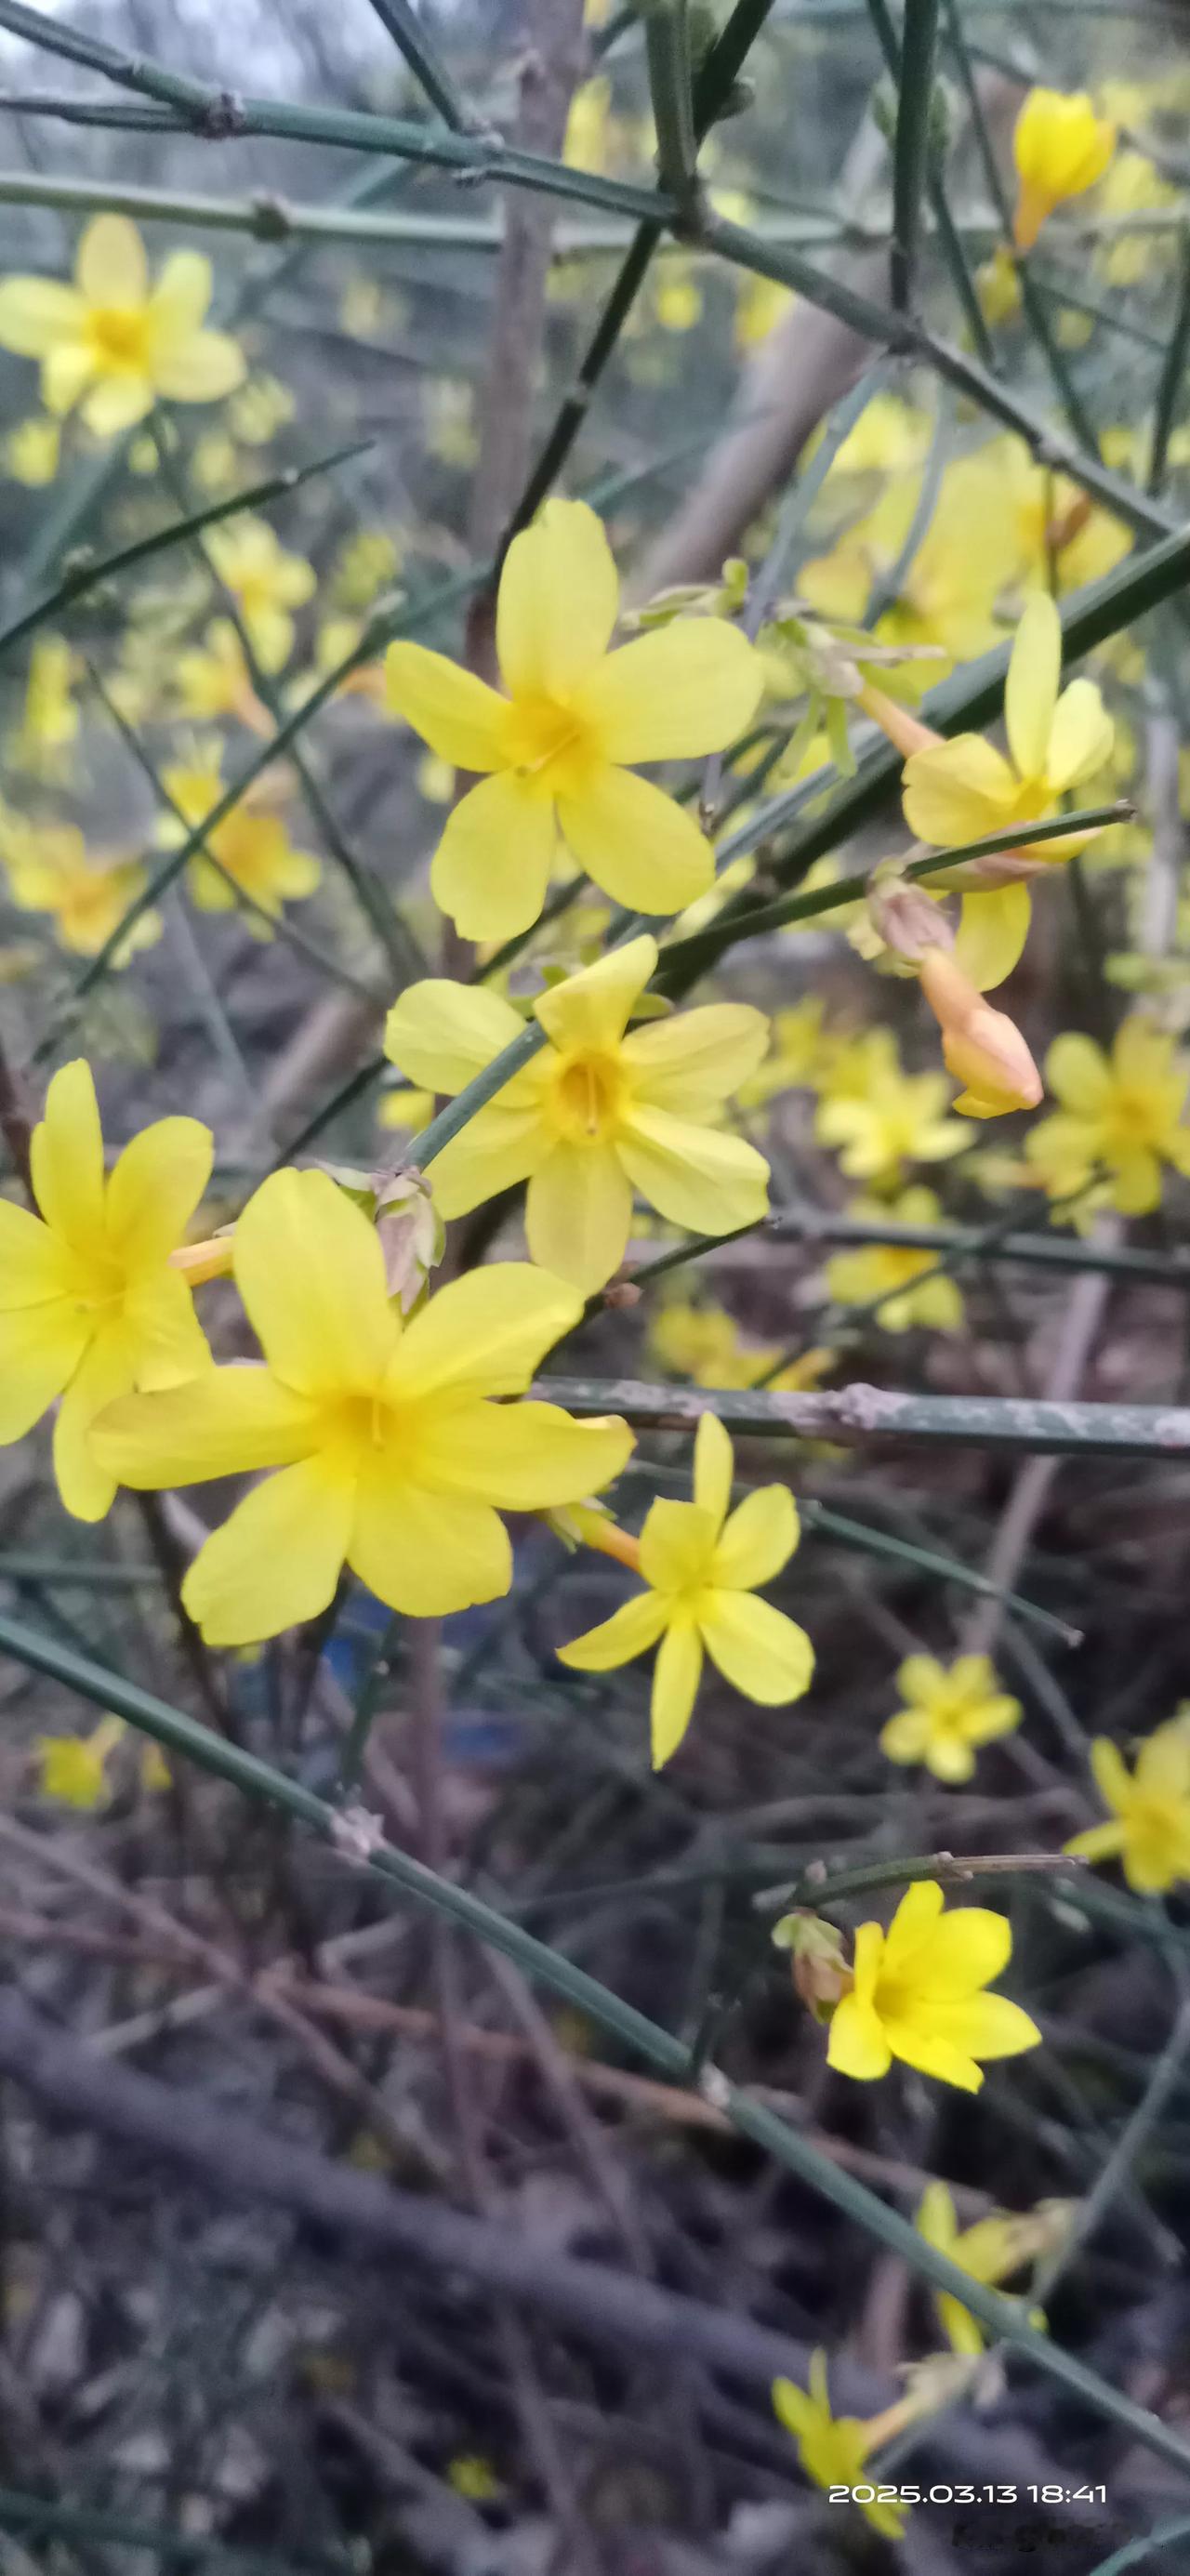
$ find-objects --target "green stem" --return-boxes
[643,0,698,205]
[888,0,941,311]
[363,0,474,132]
[4,1605,1190,2483]
[759,1849,1087,1913]
[623,1209,1190,1294]
[1148,222,1190,495]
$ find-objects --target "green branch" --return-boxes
[622,1207,1190,1295]
[363,0,474,132]
[2,1605,1190,2483]
[888,0,941,311]
[536,1375,1190,1457]
[1148,222,1190,496]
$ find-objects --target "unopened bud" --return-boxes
[867,865,953,966]
[919,945,1042,1117]
[772,1909,853,2020]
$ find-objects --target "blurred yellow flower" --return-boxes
[206,515,315,673]
[11,635,78,776]
[881,1652,1022,1783]
[332,528,402,611]
[815,1051,966,1185]
[416,751,455,805]
[1094,149,1178,287]
[1025,1018,1190,1213]
[33,1713,124,1809]
[564,75,611,173]
[559,1413,813,1767]
[916,2181,1056,2356]
[773,2353,908,2540]
[1065,1723,1190,1892]
[1012,89,1116,250]
[161,749,320,932]
[94,1169,632,1645]
[826,1186,964,1333]
[655,264,703,332]
[228,373,294,444]
[0,1059,212,1519]
[734,271,795,350]
[0,213,244,434]
[377,1084,434,1136]
[976,244,1022,326]
[385,499,762,943]
[447,2455,502,2503]
[2,817,161,962]
[5,416,60,483]
[650,1297,831,1396]
[190,429,241,494]
[385,935,770,1290]
[826,1880,1040,2090]
[175,619,269,729]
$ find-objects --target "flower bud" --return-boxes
[772,1909,853,2020]
[919,945,1043,1118]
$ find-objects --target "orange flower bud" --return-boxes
[919,945,1042,1118]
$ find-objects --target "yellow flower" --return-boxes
[976,244,1022,326]
[384,936,771,1292]
[191,429,241,495]
[558,1412,813,1767]
[902,592,1114,986]
[916,2182,1057,2356]
[11,635,78,776]
[332,528,402,612]
[0,213,244,435]
[175,619,269,728]
[228,373,294,445]
[161,749,320,932]
[649,1297,830,1396]
[377,1084,434,1136]
[93,1168,632,1647]
[1025,1018,1190,1213]
[1065,1723,1190,1892]
[655,264,703,332]
[918,946,1043,1121]
[0,1060,212,1520]
[1094,149,1178,287]
[881,1653,1022,1784]
[826,1186,965,1332]
[384,499,763,943]
[2,818,161,962]
[826,1879,1040,2091]
[772,2355,908,2541]
[205,516,316,673]
[1012,89,1116,251]
[814,1050,966,1186]
[734,271,795,350]
[416,751,455,805]
[739,997,841,1105]
[5,416,60,483]
[33,1713,126,1809]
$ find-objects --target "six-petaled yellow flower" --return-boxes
[814,1049,967,1186]
[161,747,321,931]
[1025,1018,1190,1213]
[206,516,316,673]
[33,1714,124,1810]
[881,1653,1022,1784]
[384,499,763,943]
[772,2355,908,2540]
[0,214,244,435]
[558,1412,813,1767]
[385,935,770,1292]
[0,1060,213,1520]
[902,593,1114,989]
[1064,1722,1190,1892]
[93,1168,633,1647]
[826,1880,1040,2092]
[1013,89,1116,252]
[1,817,161,962]
[916,2181,1057,2357]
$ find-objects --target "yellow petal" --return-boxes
[1005,590,1060,780]
[616,1103,770,1235]
[826,1992,892,2081]
[525,1142,634,1290]
[535,934,656,1053]
[1046,676,1115,791]
[916,2180,958,2253]
[349,1468,510,1615]
[0,1299,86,1441]
[713,1483,798,1590]
[556,765,713,914]
[901,734,1020,846]
[77,214,148,305]
[894,1901,1012,1998]
[693,1409,733,1527]
[1046,1029,1110,1111]
[82,375,153,436]
[384,642,509,771]
[882,2015,984,2091]
[148,248,212,336]
[386,1263,580,1403]
[422,1107,544,1222]
[31,1059,105,1255]
[1089,1735,1130,1816]
[234,1168,396,1396]
[153,331,245,403]
[574,617,763,762]
[954,882,1032,992]
[384,977,525,1092]
[558,1588,669,1672]
[42,337,94,416]
[105,1116,212,1266]
[1064,1820,1125,1863]
[620,1003,770,1114]
[0,276,85,355]
[879,1708,932,1764]
[412,1397,632,1508]
[772,2378,815,2442]
[431,773,557,942]
[92,1366,316,1486]
[651,1615,704,1767]
[496,497,619,700]
[184,1456,355,1646]
[698,1591,814,1704]
[53,1322,137,1520]
[0,1198,74,1308]
[121,1266,210,1392]
[639,1498,717,1593]
[932,1992,1040,2060]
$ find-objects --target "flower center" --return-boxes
[505,694,594,789]
[89,307,149,367]
[552,1051,623,1142]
